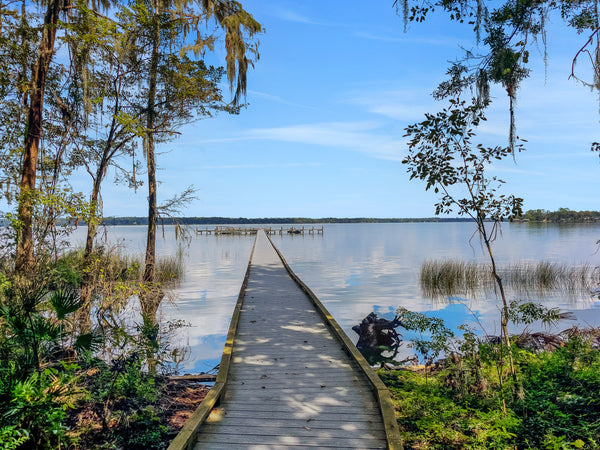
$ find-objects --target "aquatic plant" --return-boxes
[420,259,599,299]
[420,259,485,299]
[155,246,185,285]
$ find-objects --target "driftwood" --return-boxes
[352,312,403,350]
[169,374,217,382]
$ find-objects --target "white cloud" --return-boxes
[247,90,321,111]
[347,88,438,122]
[271,8,320,25]
[354,31,467,48]
[488,164,546,176]
[200,162,325,170]
[245,121,406,161]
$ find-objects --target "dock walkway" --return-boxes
[170,230,401,449]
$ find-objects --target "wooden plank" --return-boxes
[193,444,377,450]
[226,378,370,388]
[232,339,333,346]
[227,374,364,383]
[221,387,377,400]
[234,327,332,335]
[229,359,355,369]
[229,360,357,369]
[227,367,365,377]
[221,396,380,408]
[231,353,352,361]
[199,424,385,440]
[210,409,383,421]
[206,415,385,430]
[194,433,388,448]
[215,402,380,415]
[225,385,377,396]
[220,398,379,410]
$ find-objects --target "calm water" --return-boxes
[69,222,600,372]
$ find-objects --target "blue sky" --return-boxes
[92,1,599,218]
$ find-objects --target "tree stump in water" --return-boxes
[352,312,403,350]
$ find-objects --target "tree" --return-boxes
[7,1,113,275]
[61,4,143,330]
[14,1,63,274]
[123,0,260,305]
[0,4,33,209]
[396,0,600,151]
[396,0,599,394]
[402,97,523,402]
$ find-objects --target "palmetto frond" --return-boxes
[50,288,83,320]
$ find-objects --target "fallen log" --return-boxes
[169,374,217,382]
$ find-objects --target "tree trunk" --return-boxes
[78,102,121,332]
[143,5,160,286]
[478,217,516,379]
[77,175,103,333]
[15,1,61,274]
[139,2,163,374]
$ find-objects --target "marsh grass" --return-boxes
[501,261,597,294]
[80,245,184,286]
[420,259,600,299]
[155,247,185,285]
[420,260,488,299]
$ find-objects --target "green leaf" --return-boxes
[75,331,104,353]
[50,288,83,320]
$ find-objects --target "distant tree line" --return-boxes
[99,216,475,225]
[6,213,597,226]
[518,208,600,223]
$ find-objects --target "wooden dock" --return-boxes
[168,230,402,450]
[195,226,324,236]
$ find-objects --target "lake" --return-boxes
[69,222,600,372]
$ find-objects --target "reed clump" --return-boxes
[155,248,185,285]
[81,245,184,286]
[420,260,487,299]
[420,259,600,299]
[500,261,596,293]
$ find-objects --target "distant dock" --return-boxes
[195,226,324,236]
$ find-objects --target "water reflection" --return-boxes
[271,222,600,362]
[69,225,254,373]
[68,222,600,370]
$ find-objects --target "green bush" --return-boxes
[0,253,186,448]
[384,337,600,449]
[515,340,600,448]
[50,252,84,288]
[121,407,169,449]
[384,306,600,449]
[2,367,79,449]
[0,427,29,450]
[382,370,520,449]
